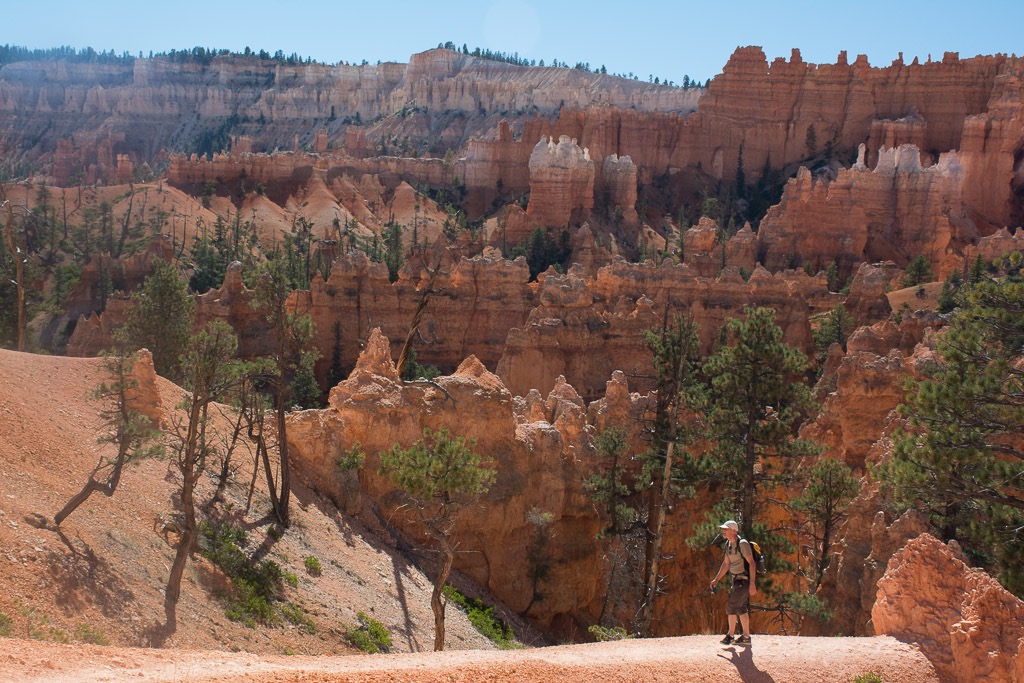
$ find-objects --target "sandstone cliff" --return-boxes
[758,144,976,279]
[0,49,699,184]
[873,534,1024,683]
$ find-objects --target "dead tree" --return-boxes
[395,256,443,379]
[2,199,26,351]
[54,352,163,526]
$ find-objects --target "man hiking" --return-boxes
[709,520,757,645]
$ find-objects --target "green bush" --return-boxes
[199,520,293,628]
[851,674,884,683]
[337,443,365,471]
[74,623,110,645]
[588,624,633,641]
[0,612,11,637]
[304,555,322,576]
[443,586,518,649]
[345,611,392,653]
[280,603,316,634]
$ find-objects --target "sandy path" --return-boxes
[1,634,938,682]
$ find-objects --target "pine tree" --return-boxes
[879,273,1024,595]
[903,255,934,287]
[791,458,859,589]
[634,314,703,635]
[701,307,819,535]
[253,257,322,524]
[163,321,243,617]
[120,259,195,380]
[379,428,494,650]
[54,351,164,526]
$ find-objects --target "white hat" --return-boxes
[719,520,739,531]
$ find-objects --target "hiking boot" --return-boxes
[720,634,734,644]
[734,635,751,645]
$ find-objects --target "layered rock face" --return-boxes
[68,246,835,403]
[758,144,976,278]
[287,330,614,638]
[526,136,595,226]
[497,261,822,400]
[0,49,698,183]
[685,47,1012,183]
[601,154,639,227]
[873,534,1024,683]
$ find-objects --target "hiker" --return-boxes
[709,519,757,645]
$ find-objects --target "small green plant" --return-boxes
[443,586,518,649]
[74,623,110,645]
[337,443,365,471]
[0,612,12,637]
[266,525,282,541]
[345,611,392,653]
[19,604,69,642]
[199,520,293,628]
[304,555,323,576]
[588,624,633,641]
[280,603,317,634]
[852,674,884,683]
[47,628,71,643]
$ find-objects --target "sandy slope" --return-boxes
[0,349,940,682]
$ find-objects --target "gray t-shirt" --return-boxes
[726,539,750,576]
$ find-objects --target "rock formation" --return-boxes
[601,154,639,227]
[758,144,976,279]
[526,136,595,227]
[287,329,612,638]
[873,534,1024,683]
[0,49,698,185]
[495,259,822,400]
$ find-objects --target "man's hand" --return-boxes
[749,584,757,597]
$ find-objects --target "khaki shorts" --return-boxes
[726,577,750,615]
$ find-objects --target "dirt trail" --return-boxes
[2,634,938,682]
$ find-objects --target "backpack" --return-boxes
[739,538,767,575]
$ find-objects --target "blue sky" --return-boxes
[7,1,1022,83]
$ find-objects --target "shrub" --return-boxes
[443,586,518,649]
[74,623,110,645]
[304,555,322,576]
[280,603,316,634]
[852,674,884,683]
[588,624,633,641]
[337,443,365,471]
[345,611,392,654]
[0,612,11,637]
[199,520,291,628]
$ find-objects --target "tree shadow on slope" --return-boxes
[39,526,137,620]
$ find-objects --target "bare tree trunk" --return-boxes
[165,385,203,613]
[54,450,127,527]
[396,261,440,378]
[4,201,26,351]
[431,538,455,652]
[275,390,290,526]
[115,184,134,258]
[637,440,675,636]
[206,405,245,513]
[260,434,281,519]
[742,416,757,534]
